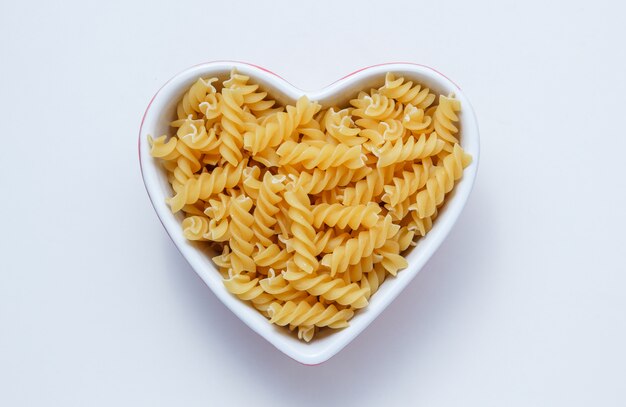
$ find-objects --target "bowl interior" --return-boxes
[139,62,479,364]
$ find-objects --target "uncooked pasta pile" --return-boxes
[148,70,472,341]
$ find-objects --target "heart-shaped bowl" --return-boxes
[139,61,479,365]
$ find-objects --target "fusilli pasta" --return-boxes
[148,69,471,342]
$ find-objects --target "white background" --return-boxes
[1,0,625,405]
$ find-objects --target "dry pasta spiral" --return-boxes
[281,264,369,309]
[323,108,363,146]
[321,215,400,276]
[218,88,247,166]
[251,172,286,247]
[166,159,247,213]
[223,272,274,314]
[283,186,318,274]
[411,144,472,219]
[340,166,395,205]
[253,243,290,270]
[259,270,308,302]
[182,216,210,241]
[433,95,462,144]
[282,165,370,194]
[176,117,220,152]
[244,96,320,154]
[351,92,402,121]
[176,77,218,120]
[268,300,354,329]
[311,203,381,229]
[223,70,282,116]
[381,162,431,207]
[374,133,444,167]
[380,72,436,109]
[277,141,365,170]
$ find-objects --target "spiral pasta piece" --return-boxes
[253,243,290,270]
[411,143,472,219]
[223,272,274,313]
[379,72,436,109]
[283,165,371,195]
[406,210,435,237]
[243,96,320,154]
[252,172,286,247]
[297,325,316,342]
[345,254,378,284]
[373,133,444,168]
[340,166,395,205]
[375,239,408,276]
[212,246,232,274]
[268,300,354,329]
[166,159,247,213]
[381,162,431,207]
[207,218,230,242]
[386,197,412,221]
[402,104,432,133]
[203,193,233,220]
[321,215,400,276]
[202,195,234,242]
[170,156,203,194]
[259,271,308,302]
[361,263,387,301]
[283,186,318,274]
[147,135,178,160]
[277,141,365,170]
[223,70,282,116]
[175,117,220,153]
[312,202,381,229]
[433,95,462,144]
[323,108,364,146]
[282,263,369,308]
[182,216,210,241]
[198,92,220,122]
[176,77,218,120]
[350,92,403,121]
[395,226,417,251]
[149,137,204,194]
[218,88,246,166]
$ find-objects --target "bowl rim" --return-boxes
[138,61,480,365]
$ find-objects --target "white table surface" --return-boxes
[1,0,625,405]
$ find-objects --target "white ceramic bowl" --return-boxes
[139,61,479,365]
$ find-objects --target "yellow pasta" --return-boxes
[433,95,462,144]
[182,215,210,241]
[166,159,247,213]
[228,195,256,274]
[380,72,436,109]
[320,215,400,276]
[251,172,286,247]
[268,300,354,329]
[223,272,275,314]
[276,141,364,170]
[311,203,381,230]
[149,69,471,342]
[283,186,319,274]
[176,77,218,120]
[244,96,320,154]
[373,133,444,168]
